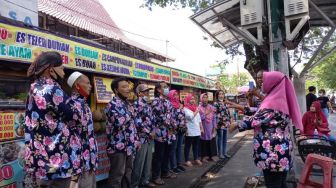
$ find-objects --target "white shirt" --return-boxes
[183,107,201,136]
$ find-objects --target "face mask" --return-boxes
[218,99,224,102]
[163,88,169,96]
[143,96,149,101]
[51,68,65,84]
[76,84,89,99]
[116,91,128,101]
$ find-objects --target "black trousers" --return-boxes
[263,170,288,188]
[152,141,169,179]
[184,136,200,162]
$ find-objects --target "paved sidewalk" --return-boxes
[205,134,260,188]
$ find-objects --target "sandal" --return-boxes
[195,160,203,166]
[153,178,165,185]
[184,161,193,167]
[162,172,177,179]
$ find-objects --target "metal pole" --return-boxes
[267,0,289,76]
[267,0,274,71]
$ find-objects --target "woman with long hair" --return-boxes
[199,93,218,162]
[213,90,231,159]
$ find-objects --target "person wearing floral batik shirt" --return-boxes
[131,84,156,188]
[151,81,176,185]
[25,51,78,187]
[105,77,140,188]
[233,71,303,188]
[67,72,98,188]
[213,90,231,159]
[167,90,186,174]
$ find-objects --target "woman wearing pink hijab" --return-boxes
[167,90,186,173]
[183,94,203,167]
[237,71,303,188]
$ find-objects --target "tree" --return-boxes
[306,52,336,90]
[218,73,251,93]
[142,0,336,81]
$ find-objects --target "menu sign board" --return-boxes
[0,112,24,141]
[0,23,171,82]
[0,140,25,188]
[94,77,114,103]
[171,70,207,89]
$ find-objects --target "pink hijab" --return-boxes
[259,71,303,131]
[168,90,180,109]
[184,94,197,112]
[199,93,215,124]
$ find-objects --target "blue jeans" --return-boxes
[169,139,177,170]
[217,129,228,157]
[322,108,329,119]
[176,131,184,166]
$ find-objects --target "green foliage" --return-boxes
[308,52,336,90]
[142,0,218,12]
[219,73,251,93]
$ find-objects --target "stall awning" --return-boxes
[190,0,243,48]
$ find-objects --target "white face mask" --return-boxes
[163,88,169,96]
[143,96,149,101]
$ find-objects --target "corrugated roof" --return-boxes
[37,0,174,61]
[38,0,124,39]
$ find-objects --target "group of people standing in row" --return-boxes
[24,51,333,188]
[105,76,234,187]
[24,51,234,188]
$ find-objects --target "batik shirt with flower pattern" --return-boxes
[105,96,139,156]
[70,93,98,172]
[133,97,154,144]
[214,101,231,129]
[24,77,79,180]
[172,107,186,135]
[238,108,293,172]
[151,96,175,143]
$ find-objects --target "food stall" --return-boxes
[0,20,216,186]
[170,69,216,103]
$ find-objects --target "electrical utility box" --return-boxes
[240,0,264,45]
[283,0,310,49]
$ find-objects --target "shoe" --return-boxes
[177,166,186,172]
[173,168,183,173]
[169,169,178,175]
[219,155,225,159]
[224,154,231,158]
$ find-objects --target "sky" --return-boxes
[99,0,248,77]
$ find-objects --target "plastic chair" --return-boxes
[298,153,333,188]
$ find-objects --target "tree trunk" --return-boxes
[243,42,269,86]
